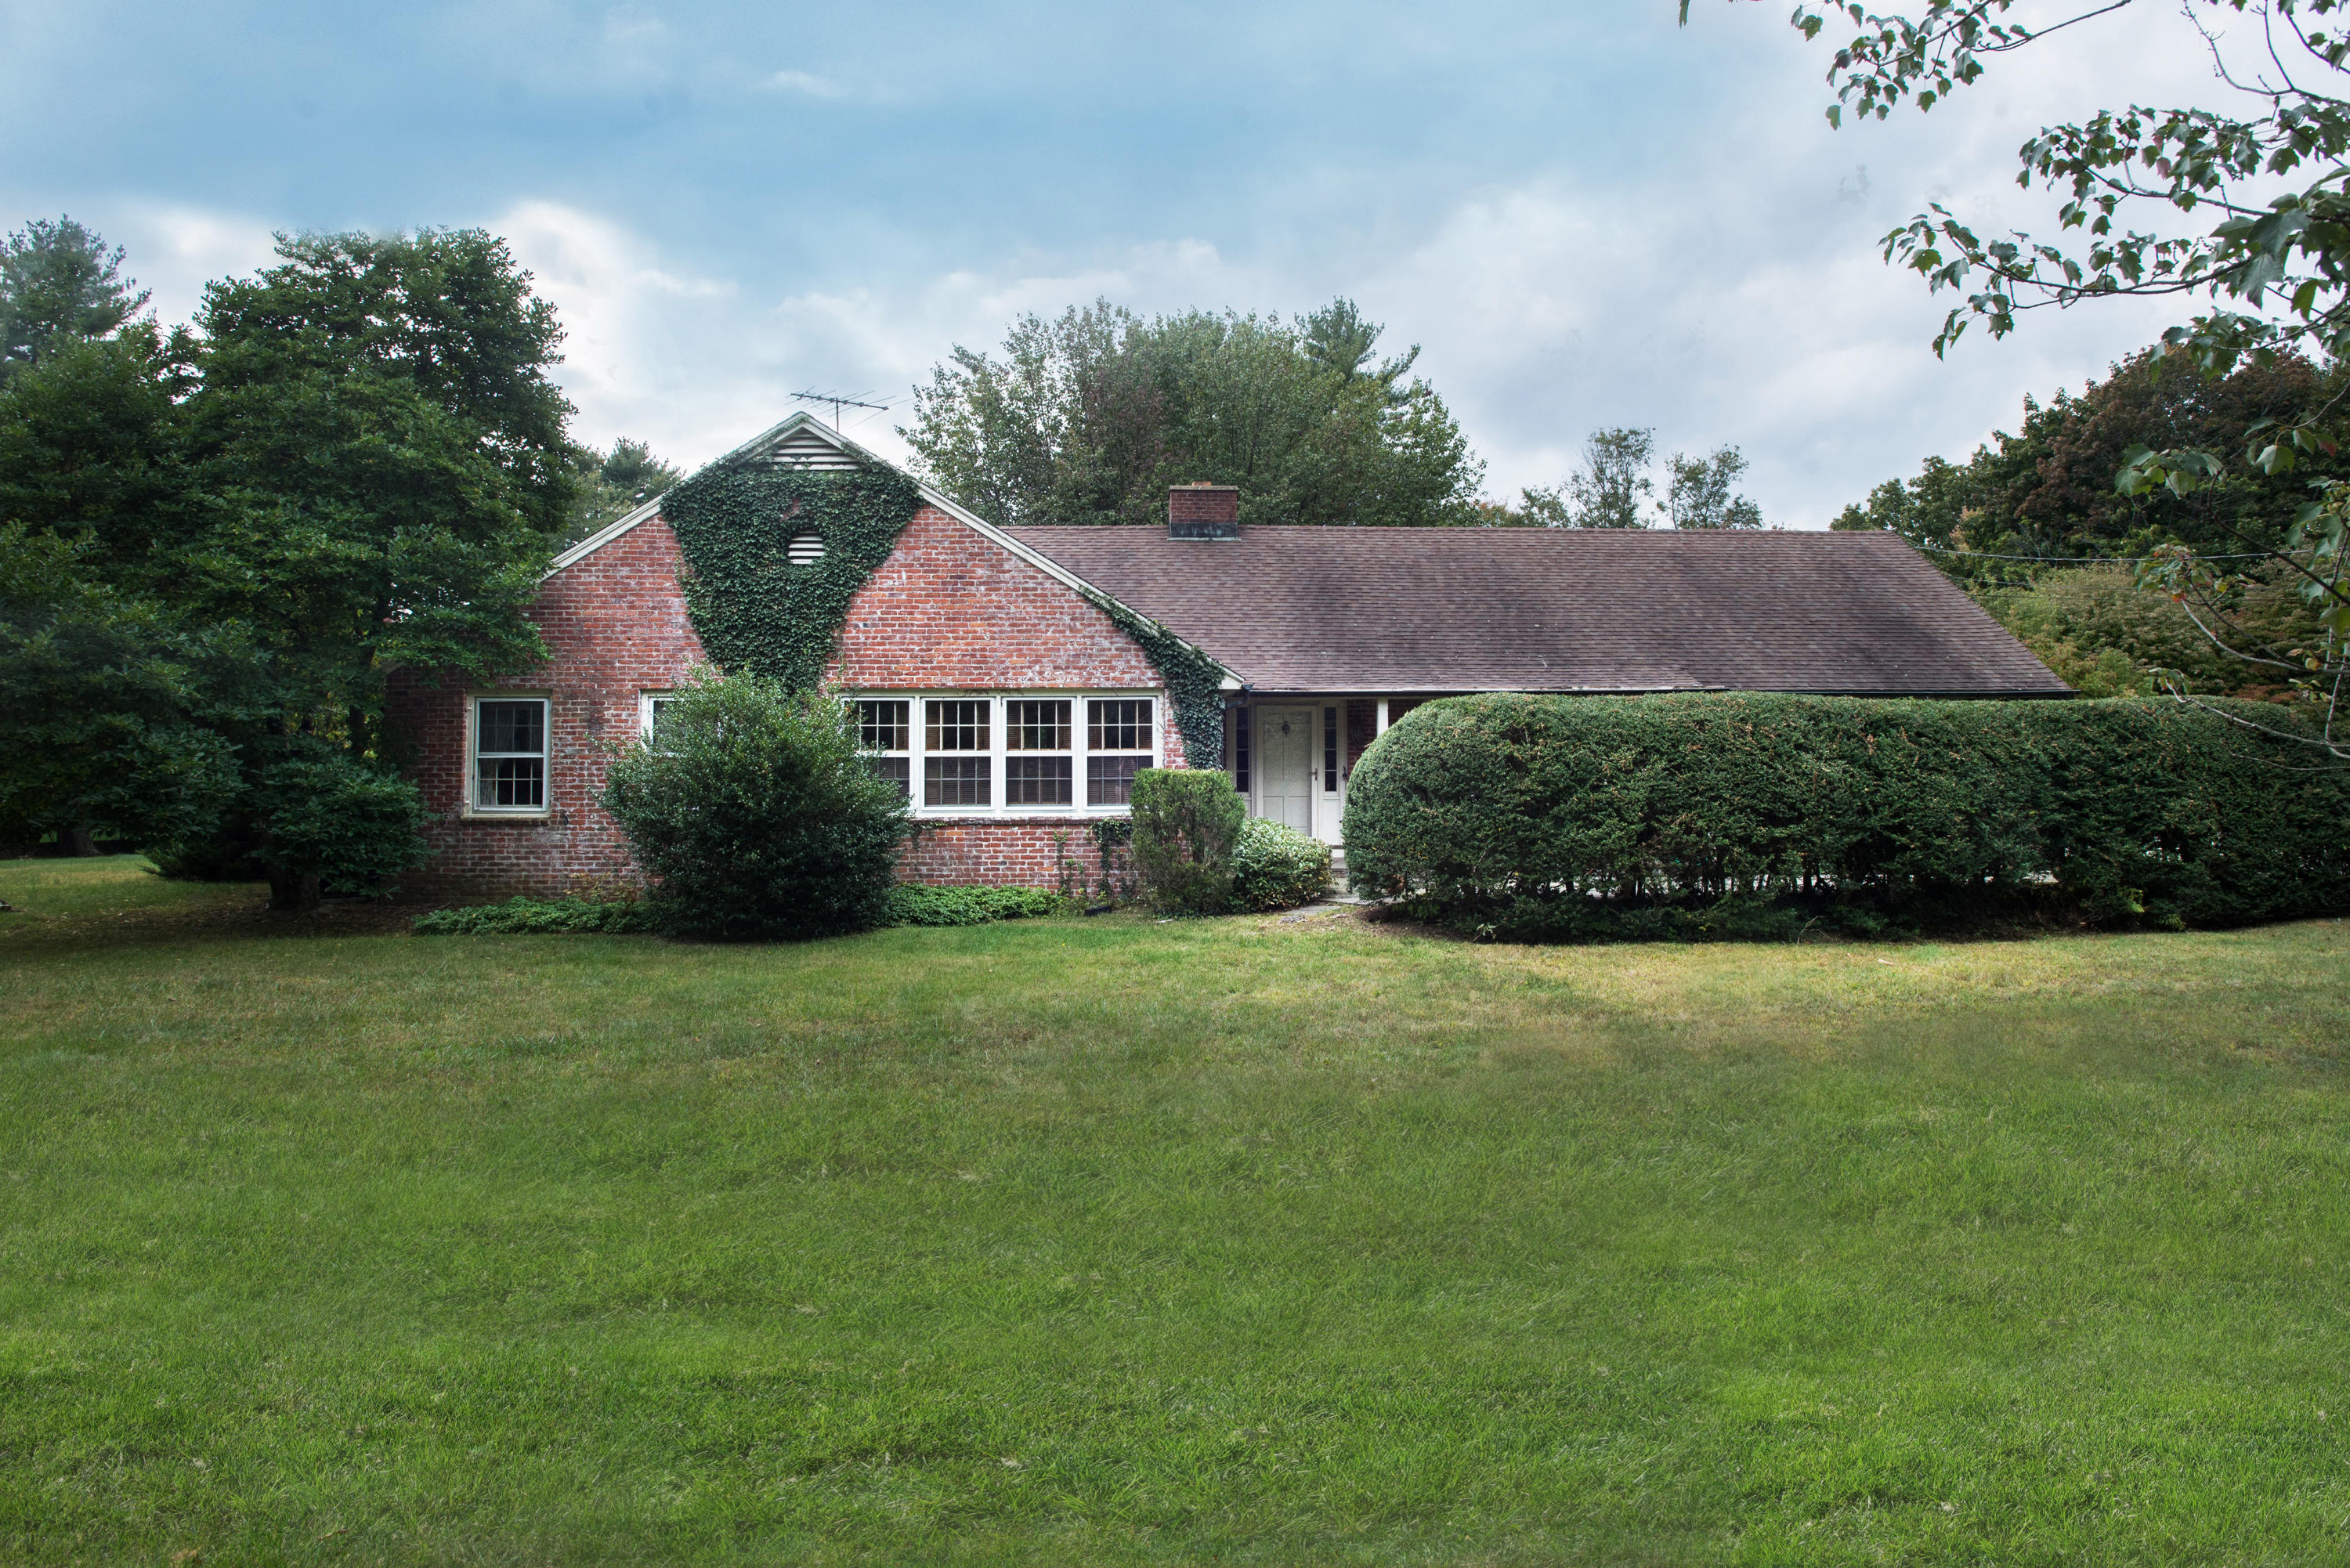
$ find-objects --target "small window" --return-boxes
[857,699,910,798]
[1324,706,1340,793]
[786,532,826,565]
[475,697,548,811]
[642,693,678,751]
[1087,698,1154,807]
[1231,705,1250,794]
[924,699,990,807]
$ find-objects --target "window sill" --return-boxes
[461,808,554,824]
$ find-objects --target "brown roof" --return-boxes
[1004,525,2071,696]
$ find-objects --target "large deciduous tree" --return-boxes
[0,225,577,905]
[904,298,1484,528]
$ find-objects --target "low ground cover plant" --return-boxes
[599,674,909,940]
[412,896,654,934]
[411,886,1068,935]
[1228,817,1332,911]
[883,884,1069,926]
[1344,692,2350,941]
[1130,767,1245,913]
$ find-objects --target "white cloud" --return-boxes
[765,69,847,99]
[104,204,281,327]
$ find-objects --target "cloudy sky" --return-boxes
[2,1,2243,524]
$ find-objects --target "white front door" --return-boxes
[1256,706,1316,834]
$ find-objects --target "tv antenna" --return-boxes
[791,388,891,432]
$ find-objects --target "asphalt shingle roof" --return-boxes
[1004,525,2070,696]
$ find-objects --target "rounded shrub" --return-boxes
[1229,818,1332,911]
[1130,767,1246,914]
[601,674,909,940]
[1342,691,2350,940]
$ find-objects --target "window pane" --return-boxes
[1005,699,1071,751]
[858,699,909,751]
[1005,756,1073,805]
[1087,755,1147,807]
[1086,699,1153,752]
[645,697,676,748]
[1233,706,1249,793]
[925,699,989,752]
[1324,705,1339,792]
[868,756,911,797]
[478,699,544,757]
[924,757,991,807]
[477,757,545,808]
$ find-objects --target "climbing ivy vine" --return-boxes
[661,461,924,689]
[1082,590,1231,769]
[660,452,1231,765]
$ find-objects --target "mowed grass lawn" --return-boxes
[2,859,2348,1565]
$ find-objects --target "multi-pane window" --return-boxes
[475,698,548,811]
[1004,699,1072,807]
[924,699,990,807]
[1231,704,1250,794]
[1324,706,1340,793]
[859,699,911,798]
[1086,698,1155,806]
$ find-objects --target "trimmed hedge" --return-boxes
[1230,818,1333,912]
[1342,692,2350,941]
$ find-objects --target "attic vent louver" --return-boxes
[786,532,826,565]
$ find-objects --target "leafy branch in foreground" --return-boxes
[1686,0,2350,752]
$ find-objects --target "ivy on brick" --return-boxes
[660,459,924,688]
[1079,589,1231,768]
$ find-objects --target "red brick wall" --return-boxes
[390,516,708,901]
[391,503,1180,900]
[828,506,1163,689]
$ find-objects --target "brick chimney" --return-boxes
[1168,481,1240,540]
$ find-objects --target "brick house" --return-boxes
[389,413,2068,898]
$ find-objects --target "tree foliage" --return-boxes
[1513,427,1765,528]
[1695,0,2350,753]
[562,436,683,547]
[0,222,577,901]
[0,216,149,383]
[1129,768,1246,913]
[904,298,1484,528]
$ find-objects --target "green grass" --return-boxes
[2,858,2346,1564]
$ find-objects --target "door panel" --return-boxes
[1255,706,1315,834]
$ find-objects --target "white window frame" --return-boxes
[467,693,552,818]
[638,691,679,752]
[849,690,1164,819]
[853,696,913,800]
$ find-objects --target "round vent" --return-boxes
[785,532,826,565]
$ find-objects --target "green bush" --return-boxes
[1229,818,1332,911]
[1130,768,1246,914]
[1342,692,2350,941]
[414,897,653,935]
[884,885,1071,927]
[600,674,910,940]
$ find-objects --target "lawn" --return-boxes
[2,858,2346,1565]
